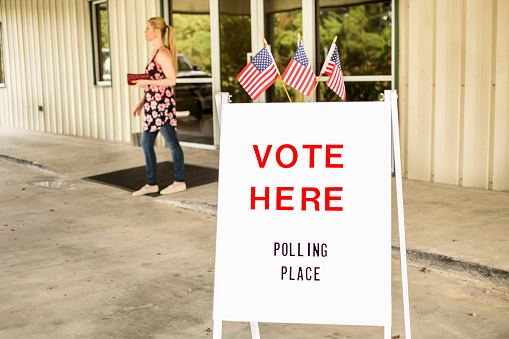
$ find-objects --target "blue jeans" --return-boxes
[141,122,184,185]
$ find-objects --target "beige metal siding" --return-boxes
[0,0,158,142]
[406,0,434,182]
[433,0,464,186]
[462,0,493,188]
[1,0,508,191]
[398,0,509,191]
[398,0,409,179]
[492,0,509,191]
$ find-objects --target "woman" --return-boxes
[131,17,186,196]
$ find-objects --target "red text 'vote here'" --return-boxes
[250,144,344,211]
[253,144,343,168]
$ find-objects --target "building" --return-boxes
[0,0,508,191]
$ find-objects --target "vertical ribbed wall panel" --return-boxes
[462,0,493,189]
[0,0,159,142]
[0,0,5,127]
[492,0,509,191]
[20,0,31,130]
[31,0,43,131]
[114,0,127,142]
[5,0,21,128]
[433,0,464,186]
[1,0,507,191]
[398,0,409,178]
[399,0,509,191]
[132,0,152,137]
[406,0,434,182]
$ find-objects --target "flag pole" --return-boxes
[264,38,292,103]
[307,74,322,102]
[298,33,303,103]
[309,36,337,102]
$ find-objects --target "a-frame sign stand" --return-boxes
[213,90,411,339]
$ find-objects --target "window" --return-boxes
[171,0,214,145]
[264,0,303,103]
[219,0,251,103]
[0,22,5,87]
[317,1,393,101]
[90,0,111,86]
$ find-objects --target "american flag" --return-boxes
[281,41,316,96]
[237,46,279,101]
[321,44,346,101]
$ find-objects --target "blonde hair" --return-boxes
[148,17,178,73]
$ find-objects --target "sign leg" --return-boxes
[388,89,412,339]
[213,319,222,338]
[250,322,260,339]
[384,325,391,339]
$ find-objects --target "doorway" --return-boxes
[164,0,215,147]
[163,0,395,146]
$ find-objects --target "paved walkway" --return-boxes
[1,127,507,286]
[1,127,508,338]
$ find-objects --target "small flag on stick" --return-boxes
[281,39,316,97]
[321,43,346,101]
[237,45,279,101]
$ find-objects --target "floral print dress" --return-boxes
[143,47,177,132]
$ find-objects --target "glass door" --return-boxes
[264,0,303,103]
[167,0,215,145]
[218,0,304,104]
[218,0,251,103]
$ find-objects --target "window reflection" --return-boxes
[96,2,110,82]
[318,1,392,101]
[173,13,211,74]
[172,5,214,145]
[219,0,251,103]
[265,0,302,102]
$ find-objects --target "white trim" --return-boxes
[391,0,395,89]
[251,0,266,103]
[320,75,393,83]
[302,0,316,102]
[96,80,112,87]
[210,0,221,146]
[176,77,213,84]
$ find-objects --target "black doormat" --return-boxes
[84,162,218,195]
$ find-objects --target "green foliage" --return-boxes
[98,4,109,49]
[173,14,212,73]
[219,14,251,103]
[317,1,392,101]
[170,1,392,103]
[267,10,303,102]
[319,2,392,77]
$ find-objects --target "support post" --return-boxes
[213,319,222,338]
[250,322,261,338]
[387,89,412,339]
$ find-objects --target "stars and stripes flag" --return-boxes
[321,43,346,101]
[281,40,316,96]
[237,46,279,101]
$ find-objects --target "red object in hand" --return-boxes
[127,73,149,86]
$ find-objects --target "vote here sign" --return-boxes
[213,102,392,328]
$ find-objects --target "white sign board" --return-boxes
[214,102,392,329]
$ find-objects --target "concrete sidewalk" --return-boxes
[1,127,508,338]
[1,127,507,286]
